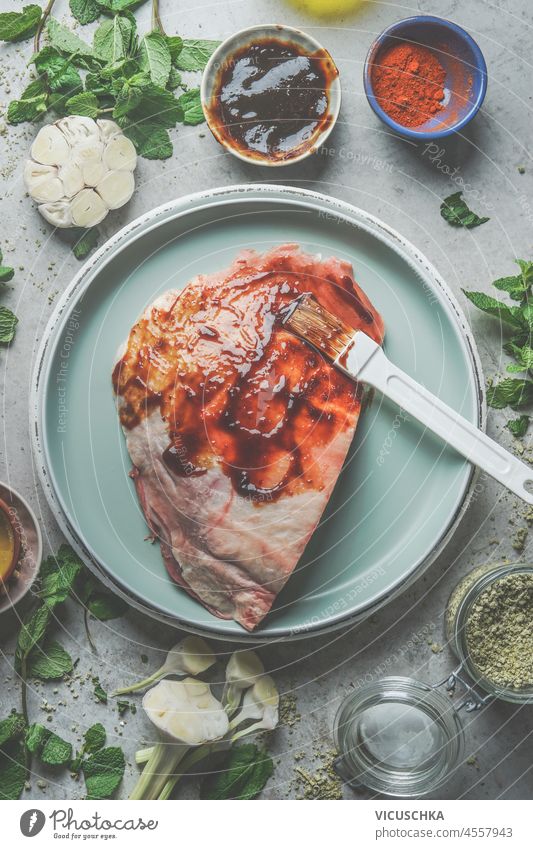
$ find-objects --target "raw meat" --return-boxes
[112,245,384,631]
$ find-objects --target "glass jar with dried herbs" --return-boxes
[446,563,533,703]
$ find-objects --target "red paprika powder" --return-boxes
[371,42,447,127]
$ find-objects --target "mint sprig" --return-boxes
[441,191,489,229]
[464,259,533,435]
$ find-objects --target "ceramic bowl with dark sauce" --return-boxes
[0,482,42,615]
[201,25,341,166]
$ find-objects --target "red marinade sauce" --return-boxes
[206,38,338,162]
[112,247,384,502]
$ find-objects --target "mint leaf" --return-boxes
[70,0,101,25]
[27,639,73,680]
[123,122,172,158]
[26,724,72,766]
[25,723,49,753]
[39,545,83,607]
[0,5,41,43]
[166,67,182,91]
[139,31,171,88]
[35,48,83,93]
[0,305,19,342]
[487,378,533,410]
[7,81,48,124]
[87,592,128,620]
[73,227,99,260]
[117,83,182,128]
[0,249,14,283]
[93,14,136,63]
[16,604,50,661]
[175,39,219,71]
[47,18,97,62]
[166,36,183,64]
[0,738,26,799]
[97,0,146,10]
[66,91,99,118]
[507,415,529,437]
[83,723,106,754]
[462,290,525,329]
[83,746,125,799]
[177,88,204,125]
[201,744,273,800]
[0,713,26,747]
[441,192,489,229]
[93,678,108,704]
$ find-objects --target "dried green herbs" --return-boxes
[465,572,533,690]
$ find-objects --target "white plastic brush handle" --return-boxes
[338,335,533,506]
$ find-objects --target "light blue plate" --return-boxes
[32,185,483,641]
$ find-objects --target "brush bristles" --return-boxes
[283,293,354,360]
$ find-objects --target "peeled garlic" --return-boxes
[25,116,138,229]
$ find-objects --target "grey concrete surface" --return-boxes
[1,0,532,801]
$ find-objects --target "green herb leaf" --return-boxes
[27,639,73,680]
[47,18,97,62]
[486,378,533,410]
[16,604,50,661]
[507,415,529,438]
[66,91,99,118]
[83,746,125,799]
[165,36,183,63]
[73,227,99,260]
[93,678,108,704]
[70,0,101,25]
[462,290,525,329]
[174,39,219,71]
[116,82,182,128]
[0,5,41,43]
[39,545,83,607]
[0,738,26,799]
[93,14,136,63]
[166,67,182,91]
[0,713,26,747]
[440,192,489,229]
[34,47,83,94]
[122,122,172,158]
[201,744,274,800]
[0,249,14,283]
[83,723,106,754]
[139,31,171,88]
[177,88,204,125]
[7,81,48,124]
[97,0,146,11]
[26,724,72,766]
[87,592,128,620]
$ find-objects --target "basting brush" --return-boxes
[283,293,533,506]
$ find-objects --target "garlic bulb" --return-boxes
[24,116,137,229]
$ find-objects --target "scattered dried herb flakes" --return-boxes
[293,749,343,800]
[279,694,301,729]
[466,571,533,690]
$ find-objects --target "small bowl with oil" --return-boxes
[0,483,42,614]
[201,24,341,166]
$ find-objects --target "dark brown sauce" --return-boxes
[113,247,384,502]
[206,38,338,162]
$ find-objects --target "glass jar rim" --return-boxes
[453,563,533,704]
[334,676,464,797]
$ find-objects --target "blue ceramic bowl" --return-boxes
[364,16,487,140]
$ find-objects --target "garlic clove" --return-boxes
[28,177,64,204]
[71,140,105,169]
[58,162,84,198]
[82,160,107,188]
[102,136,137,172]
[31,125,71,167]
[56,116,100,147]
[97,119,121,142]
[23,162,63,204]
[38,200,73,228]
[71,188,108,227]
[96,170,135,210]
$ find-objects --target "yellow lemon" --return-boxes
[288,0,365,17]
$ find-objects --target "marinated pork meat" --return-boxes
[112,245,384,631]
